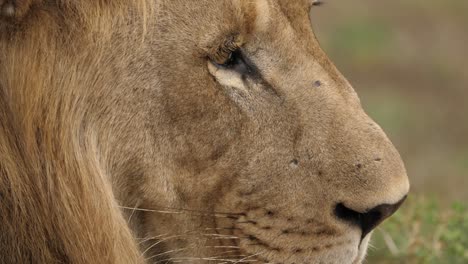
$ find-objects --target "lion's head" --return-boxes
[0,0,409,263]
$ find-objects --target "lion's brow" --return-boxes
[234,0,270,34]
[251,0,271,33]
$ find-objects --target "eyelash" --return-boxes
[218,49,242,68]
[210,37,251,74]
[211,36,242,65]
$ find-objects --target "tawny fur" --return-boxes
[0,1,409,263]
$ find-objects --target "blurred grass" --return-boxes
[327,19,393,65]
[367,196,468,263]
[310,1,468,263]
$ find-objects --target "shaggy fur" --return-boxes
[0,0,409,263]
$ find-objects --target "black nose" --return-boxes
[334,197,407,239]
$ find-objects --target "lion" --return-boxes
[0,0,409,263]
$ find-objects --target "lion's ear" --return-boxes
[1,0,41,22]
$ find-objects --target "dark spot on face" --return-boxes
[266,210,275,217]
[313,228,337,236]
[248,235,257,241]
[262,226,272,230]
[246,234,281,252]
[238,220,257,226]
[227,215,240,220]
[318,170,323,176]
[356,163,362,169]
[289,159,299,169]
[248,220,258,225]
[375,158,382,162]
[287,217,293,222]
[294,248,303,253]
[313,80,322,88]
[237,186,257,196]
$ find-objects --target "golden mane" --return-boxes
[0,1,153,263]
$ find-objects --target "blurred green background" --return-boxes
[311,0,468,263]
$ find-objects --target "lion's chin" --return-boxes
[353,234,372,264]
[233,235,371,264]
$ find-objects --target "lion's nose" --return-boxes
[334,196,407,239]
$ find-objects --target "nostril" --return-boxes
[334,203,363,232]
[335,196,407,239]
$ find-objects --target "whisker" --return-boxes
[137,226,239,242]
[142,235,188,256]
[203,233,242,240]
[120,206,239,219]
[120,206,185,215]
[204,227,240,231]
[118,205,244,217]
[155,256,258,263]
[137,233,171,245]
[232,251,264,263]
[142,231,244,258]
[141,232,241,245]
[148,247,245,262]
[127,201,139,223]
[146,247,189,261]
[208,245,242,250]
[213,250,245,257]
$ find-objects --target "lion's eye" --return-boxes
[211,47,250,75]
[217,49,243,68]
[211,37,248,72]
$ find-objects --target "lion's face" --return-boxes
[104,0,410,263]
